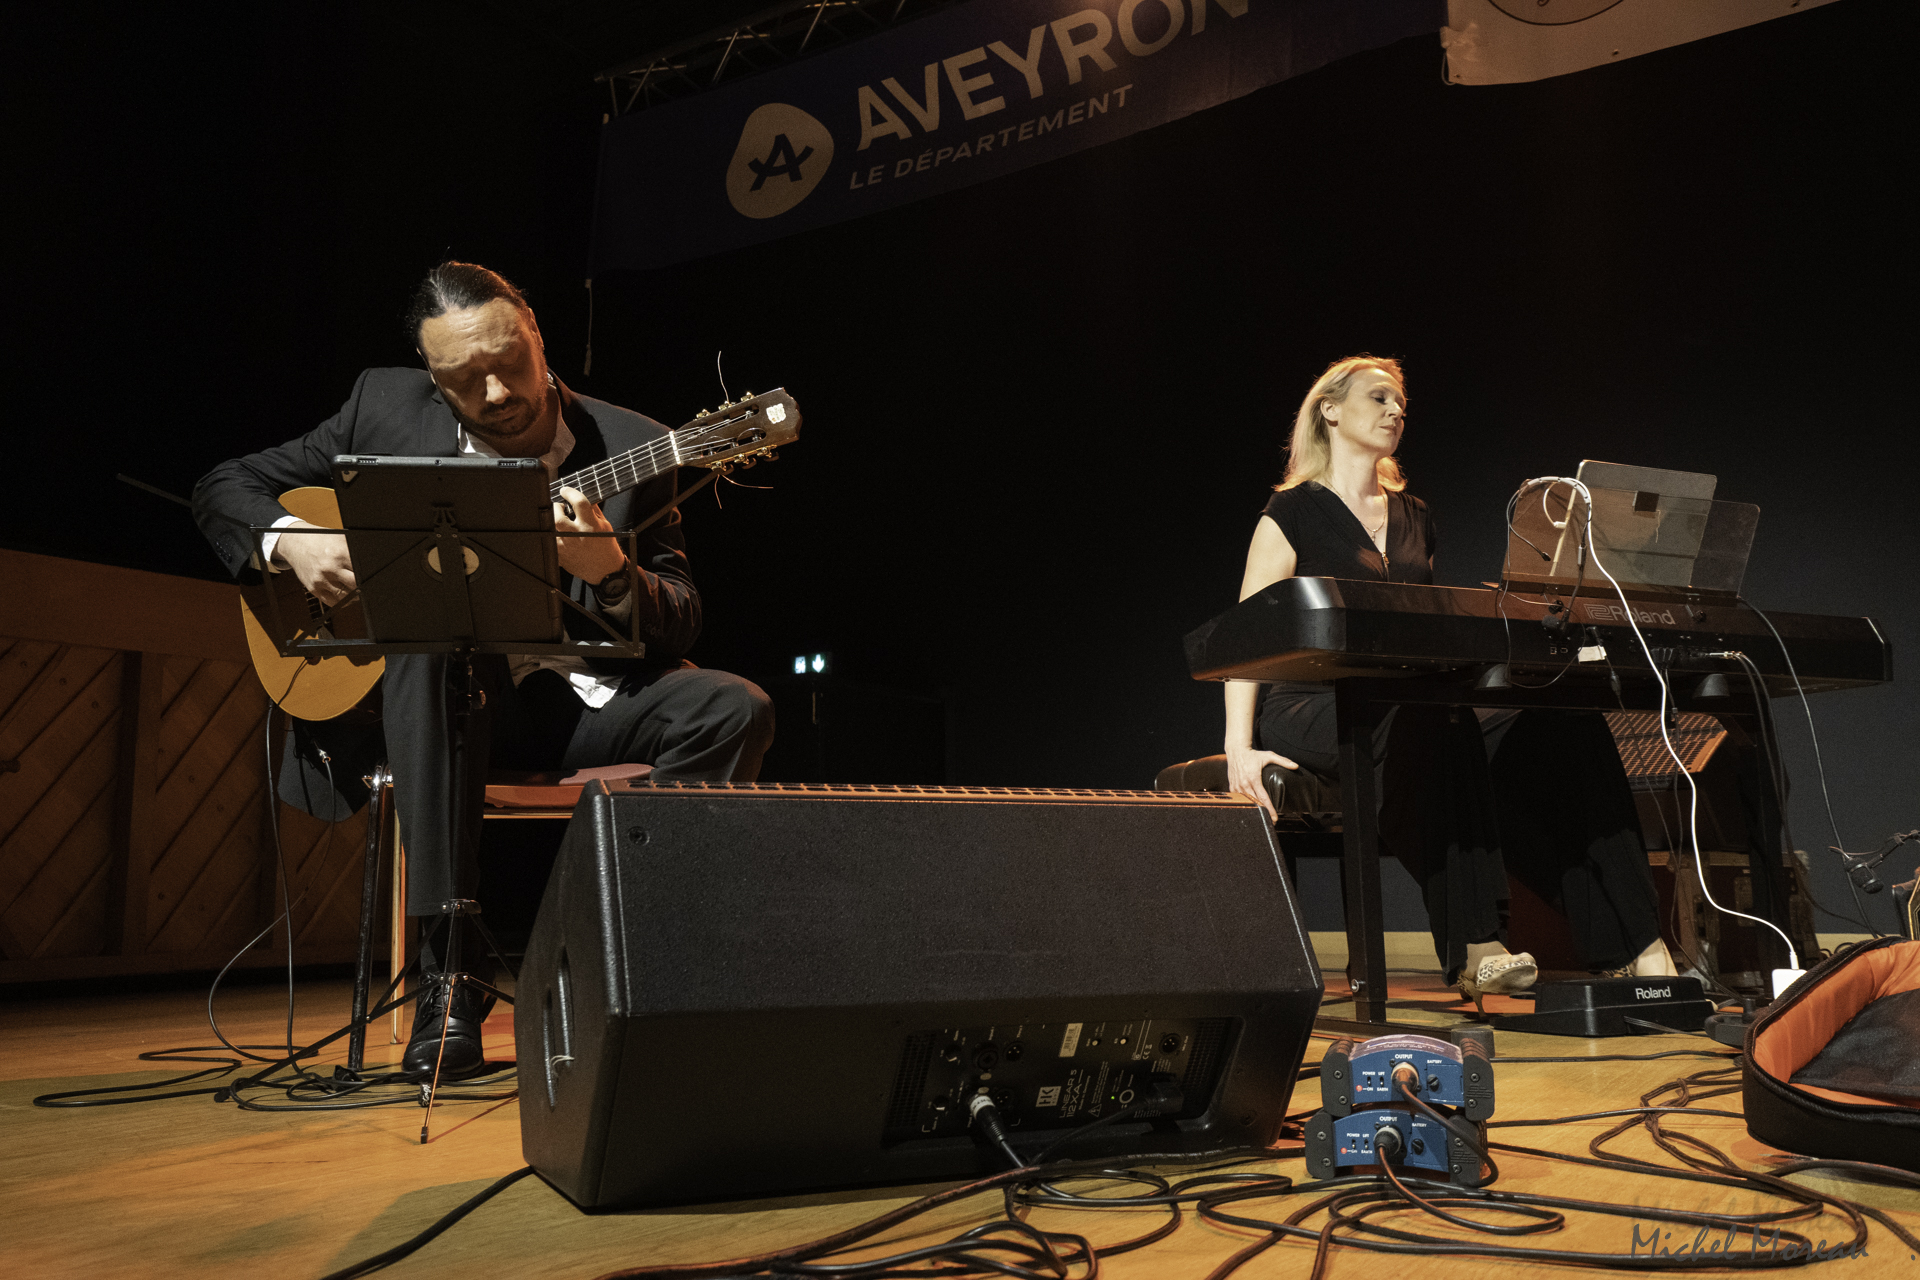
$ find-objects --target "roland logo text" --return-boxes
[1583,601,1677,627]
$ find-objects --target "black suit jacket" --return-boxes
[192,369,703,819]
[193,367,702,672]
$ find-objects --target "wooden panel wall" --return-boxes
[0,550,370,982]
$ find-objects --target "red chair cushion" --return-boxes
[483,763,654,809]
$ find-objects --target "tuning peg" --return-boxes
[742,391,754,401]
[740,456,757,469]
[764,450,778,462]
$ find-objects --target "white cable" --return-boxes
[1539,480,1569,530]
[1520,478,1799,972]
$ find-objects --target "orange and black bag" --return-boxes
[1743,934,1920,1172]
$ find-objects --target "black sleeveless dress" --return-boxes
[1258,482,1436,718]
[1262,481,1435,587]
[1250,483,1660,982]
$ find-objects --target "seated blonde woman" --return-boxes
[1223,355,1676,1007]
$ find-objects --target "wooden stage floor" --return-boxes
[5,974,1915,1279]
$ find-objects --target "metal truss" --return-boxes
[596,0,968,116]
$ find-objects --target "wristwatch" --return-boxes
[592,562,633,605]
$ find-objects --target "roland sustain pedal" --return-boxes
[1491,975,1717,1037]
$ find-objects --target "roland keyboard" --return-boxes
[1183,577,1891,694]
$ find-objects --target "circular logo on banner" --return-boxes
[1486,0,1623,22]
[726,103,835,220]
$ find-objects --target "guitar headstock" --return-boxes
[675,388,801,473]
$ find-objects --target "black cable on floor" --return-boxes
[1491,1048,1738,1063]
[32,1045,293,1107]
[296,1050,1920,1280]
[315,1165,538,1280]
[33,971,517,1112]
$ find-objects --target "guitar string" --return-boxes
[549,424,695,502]
[570,414,713,497]
[573,418,697,496]
[548,402,779,505]
[549,433,677,504]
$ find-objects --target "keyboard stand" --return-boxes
[1317,669,1812,1035]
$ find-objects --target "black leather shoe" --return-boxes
[402,978,497,1078]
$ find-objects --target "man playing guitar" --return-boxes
[193,262,774,1077]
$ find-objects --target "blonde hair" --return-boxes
[1277,355,1407,492]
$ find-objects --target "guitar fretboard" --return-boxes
[550,432,682,507]
[546,393,790,508]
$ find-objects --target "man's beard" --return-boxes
[454,380,553,446]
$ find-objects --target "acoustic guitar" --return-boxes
[239,389,801,720]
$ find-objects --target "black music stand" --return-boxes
[252,456,649,1124]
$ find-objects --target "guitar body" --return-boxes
[238,486,386,721]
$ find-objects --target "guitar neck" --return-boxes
[550,434,681,507]
[549,390,797,507]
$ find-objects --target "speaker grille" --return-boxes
[1182,1018,1235,1108]
[884,1032,937,1138]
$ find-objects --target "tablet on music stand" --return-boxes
[1503,460,1759,598]
[331,454,563,646]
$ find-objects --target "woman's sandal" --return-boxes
[1457,951,1538,1014]
[1601,939,1681,980]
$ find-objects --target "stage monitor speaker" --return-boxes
[515,780,1321,1209]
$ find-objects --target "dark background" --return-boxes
[12,0,1915,934]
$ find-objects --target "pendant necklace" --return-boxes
[1366,501,1389,574]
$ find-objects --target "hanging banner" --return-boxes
[1441,0,1843,86]
[590,0,1443,272]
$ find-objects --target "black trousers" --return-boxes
[383,656,775,918]
[1482,709,1664,974]
[1258,689,1660,981]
